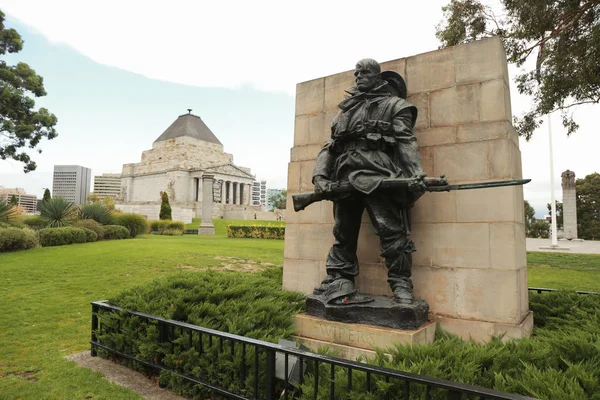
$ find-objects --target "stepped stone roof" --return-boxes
[154,113,222,145]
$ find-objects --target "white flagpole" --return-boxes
[548,113,558,247]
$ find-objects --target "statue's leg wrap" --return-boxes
[324,194,364,282]
[365,195,415,295]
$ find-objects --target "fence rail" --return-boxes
[528,287,600,295]
[91,301,536,400]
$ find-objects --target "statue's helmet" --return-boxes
[381,70,408,99]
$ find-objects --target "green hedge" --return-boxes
[103,225,130,240]
[38,227,96,247]
[75,219,105,240]
[0,228,39,252]
[96,269,304,399]
[226,225,284,239]
[113,213,149,237]
[149,220,185,234]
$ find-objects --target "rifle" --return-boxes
[292,176,531,212]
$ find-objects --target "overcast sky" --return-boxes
[0,0,598,218]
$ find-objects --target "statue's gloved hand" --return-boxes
[408,173,428,193]
[313,176,332,195]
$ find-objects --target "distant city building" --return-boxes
[93,173,122,200]
[0,188,37,213]
[266,188,284,210]
[52,165,91,205]
[252,180,267,207]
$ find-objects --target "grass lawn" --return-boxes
[0,232,284,399]
[1,223,599,399]
[527,251,600,291]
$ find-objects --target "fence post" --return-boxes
[447,390,461,400]
[91,303,99,357]
[265,349,276,400]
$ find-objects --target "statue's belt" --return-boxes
[330,133,396,154]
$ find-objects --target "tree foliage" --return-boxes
[436,0,600,140]
[42,188,51,202]
[86,193,100,204]
[524,199,535,233]
[102,195,115,211]
[268,189,287,210]
[9,194,17,205]
[529,219,550,238]
[159,191,172,220]
[0,10,58,172]
[576,172,600,240]
[546,200,564,230]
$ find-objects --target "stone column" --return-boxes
[220,180,226,204]
[233,182,238,205]
[240,184,245,206]
[198,175,215,236]
[561,170,578,240]
[246,184,252,204]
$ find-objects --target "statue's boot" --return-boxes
[313,275,337,295]
[321,279,373,305]
[391,279,414,304]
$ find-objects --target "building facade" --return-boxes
[93,173,122,200]
[0,188,37,213]
[52,165,91,205]
[252,180,267,207]
[118,112,263,222]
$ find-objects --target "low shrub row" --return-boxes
[150,220,185,235]
[226,225,285,239]
[97,274,600,400]
[0,227,39,252]
[38,227,97,247]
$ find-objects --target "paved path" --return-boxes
[527,238,600,254]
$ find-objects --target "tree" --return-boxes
[268,190,287,210]
[43,188,51,202]
[0,10,58,172]
[87,193,100,204]
[102,195,115,211]
[524,200,535,235]
[530,220,550,238]
[436,0,600,140]
[9,194,17,206]
[38,197,77,227]
[546,200,564,230]
[576,172,600,240]
[159,192,172,220]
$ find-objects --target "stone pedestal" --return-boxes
[294,314,435,360]
[561,170,578,240]
[283,37,531,344]
[198,175,215,236]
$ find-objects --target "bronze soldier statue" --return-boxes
[311,58,425,305]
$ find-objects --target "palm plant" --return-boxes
[38,197,77,227]
[0,201,18,223]
[81,203,113,225]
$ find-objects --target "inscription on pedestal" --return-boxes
[317,322,376,347]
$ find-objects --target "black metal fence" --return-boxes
[91,301,536,400]
[528,287,599,295]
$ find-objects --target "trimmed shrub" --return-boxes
[22,215,47,230]
[113,213,149,238]
[81,227,98,242]
[162,228,183,236]
[0,228,39,252]
[75,219,105,240]
[38,227,89,247]
[149,220,185,234]
[159,192,172,220]
[81,203,114,225]
[226,225,285,239]
[103,225,130,240]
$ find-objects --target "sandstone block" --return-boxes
[406,48,455,94]
[411,223,434,267]
[456,120,512,144]
[287,162,301,192]
[295,78,325,116]
[415,126,456,147]
[432,223,490,269]
[480,79,511,122]
[489,138,522,180]
[455,186,520,223]
[282,258,322,294]
[454,37,508,85]
[433,142,489,181]
[296,223,335,261]
[489,222,527,270]
[290,144,322,162]
[324,69,354,112]
[407,93,430,130]
[380,58,406,79]
[411,266,458,317]
[430,84,480,127]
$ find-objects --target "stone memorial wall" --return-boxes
[283,37,532,342]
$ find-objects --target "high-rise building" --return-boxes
[52,165,91,205]
[93,173,122,200]
[252,180,267,207]
[0,188,37,213]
